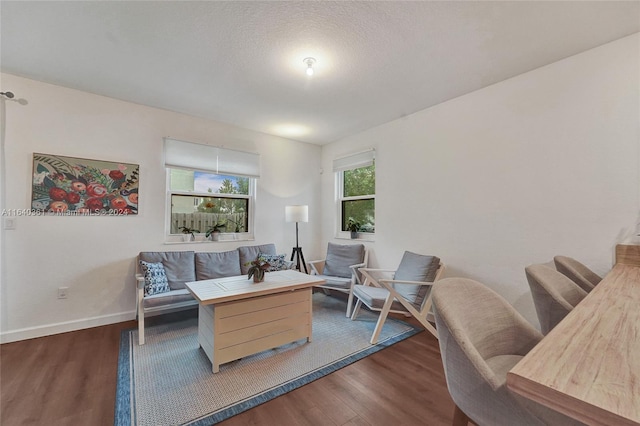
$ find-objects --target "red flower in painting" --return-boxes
[49,201,68,213]
[49,187,67,201]
[110,197,127,210]
[109,170,125,180]
[128,193,138,204]
[70,181,86,192]
[86,183,108,198]
[85,197,104,211]
[65,192,81,204]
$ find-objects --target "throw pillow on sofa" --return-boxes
[258,253,288,272]
[139,260,171,296]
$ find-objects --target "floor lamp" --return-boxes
[285,205,309,274]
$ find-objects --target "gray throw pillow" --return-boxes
[393,251,440,307]
[323,243,365,278]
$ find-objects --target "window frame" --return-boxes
[335,161,376,240]
[165,168,256,242]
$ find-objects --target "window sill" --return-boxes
[165,234,254,244]
[335,233,375,242]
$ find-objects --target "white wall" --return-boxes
[321,34,640,327]
[0,74,322,342]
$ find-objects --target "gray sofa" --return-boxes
[136,243,285,345]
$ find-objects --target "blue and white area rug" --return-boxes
[115,292,420,426]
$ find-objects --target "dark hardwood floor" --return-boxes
[1,305,455,426]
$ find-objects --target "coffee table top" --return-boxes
[185,269,325,305]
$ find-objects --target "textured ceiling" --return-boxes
[1,1,639,145]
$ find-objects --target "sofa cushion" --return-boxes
[238,244,276,274]
[258,253,288,272]
[323,243,365,278]
[393,251,440,307]
[143,289,196,309]
[139,251,195,290]
[195,250,241,280]
[139,261,170,296]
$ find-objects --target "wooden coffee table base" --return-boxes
[198,287,312,372]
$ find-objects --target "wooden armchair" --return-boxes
[350,251,444,344]
[308,242,368,317]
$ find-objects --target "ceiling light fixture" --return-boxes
[303,57,316,76]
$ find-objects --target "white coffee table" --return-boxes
[185,269,325,372]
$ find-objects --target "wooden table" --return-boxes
[507,258,640,425]
[185,269,324,372]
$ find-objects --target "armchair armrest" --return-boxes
[380,278,435,286]
[308,259,326,275]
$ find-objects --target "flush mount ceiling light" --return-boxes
[303,57,316,76]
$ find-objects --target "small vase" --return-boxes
[350,231,358,239]
[210,232,220,241]
[183,234,193,242]
[253,271,265,283]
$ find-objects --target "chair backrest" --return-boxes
[323,242,366,278]
[139,251,195,290]
[393,251,440,307]
[525,264,588,335]
[432,278,559,425]
[553,255,602,293]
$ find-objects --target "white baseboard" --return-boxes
[0,311,136,344]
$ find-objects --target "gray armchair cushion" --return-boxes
[323,243,365,278]
[195,250,241,280]
[139,251,195,290]
[353,284,407,311]
[393,251,440,307]
[238,244,276,274]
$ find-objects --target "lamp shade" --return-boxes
[285,205,308,223]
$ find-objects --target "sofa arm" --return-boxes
[136,274,145,290]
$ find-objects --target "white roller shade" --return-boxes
[332,149,375,172]
[164,138,260,178]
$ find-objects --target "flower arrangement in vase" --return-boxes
[246,256,271,283]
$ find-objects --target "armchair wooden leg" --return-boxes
[346,289,355,318]
[452,404,470,426]
[370,294,394,344]
[350,299,363,320]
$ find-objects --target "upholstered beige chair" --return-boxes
[525,264,588,335]
[553,255,602,293]
[432,278,584,426]
[350,251,443,344]
[309,242,368,317]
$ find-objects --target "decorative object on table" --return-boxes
[115,292,419,426]
[285,205,309,273]
[246,256,271,282]
[179,226,200,242]
[31,153,139,215]
[346,217,361,239]
[205,221,226,241]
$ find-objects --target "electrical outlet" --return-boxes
[58,287,69,299]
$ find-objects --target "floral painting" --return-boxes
[31,153,139,215]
